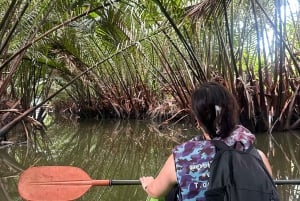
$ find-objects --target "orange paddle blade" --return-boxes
[18,166,110,201]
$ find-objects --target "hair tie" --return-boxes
[215,105,222,134]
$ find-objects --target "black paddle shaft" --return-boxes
[110,179,297,186]
[110,180,141,185]
[274,180,300,185]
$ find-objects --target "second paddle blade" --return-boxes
[18,166,93,201]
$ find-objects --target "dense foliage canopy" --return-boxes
[0,0,299,138]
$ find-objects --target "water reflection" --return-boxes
[0,120,299,201]
[256,131,300,201]
[1,119,184,201]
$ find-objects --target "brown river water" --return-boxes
[0,119,299,201]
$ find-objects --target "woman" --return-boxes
[140,82,272,200]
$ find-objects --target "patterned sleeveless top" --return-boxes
[173,125,255,201]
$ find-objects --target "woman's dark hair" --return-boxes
[191,82,239,139]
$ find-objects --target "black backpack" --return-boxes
[205,140,280,201]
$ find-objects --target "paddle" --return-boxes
[274,179,300,185]
[18,166,300,201]
[18,166,141,201]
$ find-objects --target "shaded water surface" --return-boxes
[0,119,299,201]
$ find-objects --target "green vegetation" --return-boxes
[0,0,299,140]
